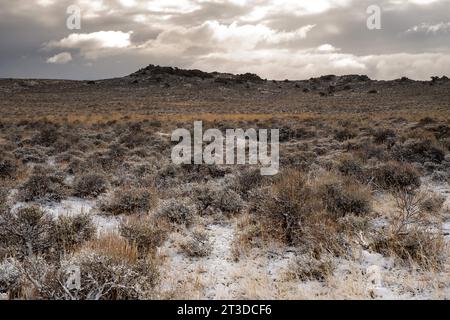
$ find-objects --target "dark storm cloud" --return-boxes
[0,0,449,80]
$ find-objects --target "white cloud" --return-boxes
[46,31,133,59]
[2,0,450,80]
[46,52,72,64]
[317,44,339,52]
[137,21,315,55]
[388,0,445,5]
[406,22,450,33]
[242,0,352,21]
[146,0,201,13]
[36,0,55,6]
[50,31,132,49]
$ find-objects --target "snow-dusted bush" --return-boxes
[254,170,351,255]
[419,192,445,214]
[73,172,108,198]
[0,206,55,259]
[373,230,446,270]
[59,251,158,299]
[0,258,23,297]
[372,188,446,269]
[372,128,396,144]
[13,146,47,164]
[0,188,8,213]
[155,198,196,226]
[0,152,18,179]
[179,230,212,258]
[336,155,367,183]
[22,251,159,300]
[31,124,59,147]
[393,138,445,164]
[371,161,421,192]
[256,170,322,244]
[192,184,244,215]
[319,177,372,217]
[18,165,68,202]
[287,254,334,282]
[119,217,167,254]
[233,168,266,198]
[54,214,95,253]
[100,187,158,215]
[334,127,357,142]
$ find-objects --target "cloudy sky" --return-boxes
[0,0,449,80]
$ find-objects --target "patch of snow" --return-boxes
[11,197,120,235]
[42,197,95,218]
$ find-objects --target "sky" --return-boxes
[0,0,449,80]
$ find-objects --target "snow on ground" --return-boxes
[158,221,298,299]
[6,179,450,299]
[423,180,450,240]
[158,186,450,300]
[43,198,121,235]
[159,222,238,299]
[12,197,120,235]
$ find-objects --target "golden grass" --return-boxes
[2,108,449,125]
[83,233,139,263]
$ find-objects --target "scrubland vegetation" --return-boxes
[0,112,448,300]
[0,71,449,299]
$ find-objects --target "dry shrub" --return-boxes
[431,170,449,183]
[299,212,350,257]
[84,233,138,264]
[0,206,55,259]
[231,214,263,261]
[373,189,446,269]
[119,131,150,149]
[100,187,158,215]
[192,184,244,215]
[255,170,365,256]
[233,168,267,198]
[371,161,421,192]
[373,128,396,144]
[279,126,316,142]
[0,153,18,179]
[286,254,334,282]
[179,229,212,258]
[347,140,388,162]
[64,250,158,299]
[54,214,95,253]
[13,146,46,164]
[18,165,68,202]
[155,198,196,226]
[318,176,372,217]
[0,188,9,213]
[257,170,322,245]
[420,192,445,214]
[0,258,23,299]
[21,246,159,300]
[390,190,443,235]
[73,172,108,198]
[336,155,367,183]
[334,127,357,142]
[393,138,445,164]
[373,231,446,270]
[119,216,167,255]
[32,125,59,147]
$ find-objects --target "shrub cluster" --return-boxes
[179,229,212,258]
[73,172,108,198]
[100,187,158,215]
[18,165,68,202]
[119,217,167,255]
[155,198,196,226]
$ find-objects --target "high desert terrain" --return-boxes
[0,65,449,299]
